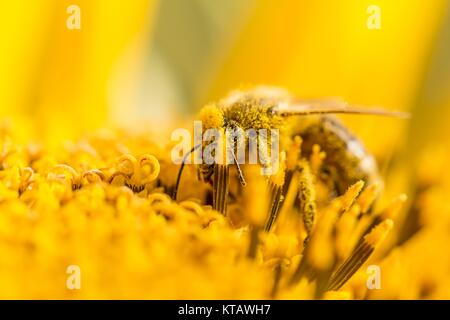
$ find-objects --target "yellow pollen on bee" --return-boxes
[199,104,224,130]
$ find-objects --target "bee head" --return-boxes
[199,103,224,130]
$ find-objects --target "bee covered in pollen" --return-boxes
[172,86,407,241]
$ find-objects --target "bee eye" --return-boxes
[267,107,276,115]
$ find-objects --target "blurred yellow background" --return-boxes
[1,0,448,142]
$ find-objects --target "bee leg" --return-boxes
[267,159,316,241]
[172,144,201,201]
[230,151,246,186]
[296,160,316,245]
[264,181,284,231]
[212,164,230,215]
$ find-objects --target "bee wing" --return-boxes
[276,99,410,118]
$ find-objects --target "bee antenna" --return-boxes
[172,144,202,200]
[230,148,246,186]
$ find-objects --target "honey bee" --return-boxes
[172,86,407,237]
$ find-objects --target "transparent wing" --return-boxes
[276,99,410,118]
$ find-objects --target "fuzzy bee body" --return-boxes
[174,86,405,235]
[292,115,379,196]
[199,87,379,192]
